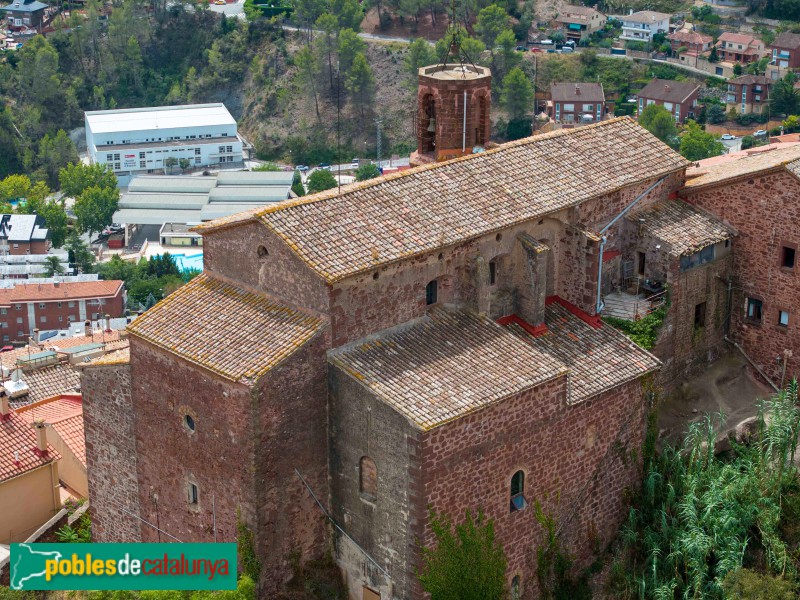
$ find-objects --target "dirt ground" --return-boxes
[658,349,774,446]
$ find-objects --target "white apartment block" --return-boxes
[84,103,244,176]
[619,11,670,43]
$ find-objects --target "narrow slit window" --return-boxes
[747,298,763,322]
[188,483,198,505]
[510,470,527,512]
[425,280,438,306]
[489,260,497,286]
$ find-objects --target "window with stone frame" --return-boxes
[510,470,527,512]
[778,310,790,328]
[781,245,796,270]
[188,482,198,505]
[746,297,763,323]
[360,456,377,502]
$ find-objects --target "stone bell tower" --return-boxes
[410,26,492,166]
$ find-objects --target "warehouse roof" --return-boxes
[85,103,236,135]
[196,117,689,283]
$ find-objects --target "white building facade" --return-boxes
[84,104,243,177]
[619,11,670,44]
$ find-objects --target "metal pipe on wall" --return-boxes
[462,90,467,153]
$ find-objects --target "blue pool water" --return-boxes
[158,252,204,272]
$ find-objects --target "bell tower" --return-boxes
[410,11,492,166]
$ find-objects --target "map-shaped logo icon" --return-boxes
[10,543,63,590]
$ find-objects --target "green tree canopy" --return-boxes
[500,67,533,121]
[638,104,678,147]
[36,130,79,188]
[59,163,117,198]
[74,185,120,237]
[64,231,95,274]
[307,169,337,193]
[39,199,69,248]
[406,38,435,82]
[771,72,800,116]
[0,174,33,203]
[355,162,381,181]
[43,255,65,277]
[338,28,366,74]
[346,53,375,117]
[680,120,725,161]
[475,4,509,51]
[418,509,507,600]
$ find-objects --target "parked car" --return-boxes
[296,165,309,171]
[561,46,574,53]
[530,47,543,53]
[539,39,554,45]
[351,159,359,169]
[214,0,226,5]
[754,130,768,137]
[318,163,331,170]
[547,48,557,53]
[515,45,527,52]
[721,134,736,140]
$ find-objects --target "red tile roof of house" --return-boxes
[557,5,604,22]
[0,280,123,306]
[623,10,670,24]
[550,82,605,103]
[682,144,800,190]
[16,395,85,466]
[668,30,712,45]
[771,31,800,50]
[0,410,60,481]
[718,32,761,46]
[638,79,701,104]
[195,118,689,283]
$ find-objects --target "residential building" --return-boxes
[84,104,244,178]
[769,31,800,70]
[637,78,701,122]
[716,32,766,65]
[549,82,606,123]
[725,75,771,114]
[620,11,670,44]
[114,171,294,235]
[0,391,60,543]
[17,394,87,498]
[682,145,800,385]
[0,214,49,256]
[0,280,125,343]
[82,116,699,599]
[555,5,606,41]
[667,29,713,59]
[1,0,47,32]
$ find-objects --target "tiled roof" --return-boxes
[623,10,670,23]
[127,274,325,383]
[771,31,800,50]
[558,5,603,21]
[638,79,700,104]
[505,300,661,404]
[9,365,82,410]
[718,32,760,46]
[668,30,712,45]
[330,306,568,430]
[83,346,130,366]
[551,82,605,103]
[682,144,800,190]
[0,280,123,306]
[729,74,770,86]
[198,118,688,283]
[628,200,733,256]
[0,411,59,481]
[16,395,85,466]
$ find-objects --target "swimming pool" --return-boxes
[157,252,204,272]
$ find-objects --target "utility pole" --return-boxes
[375,118,383,166]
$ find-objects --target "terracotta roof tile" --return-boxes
[771,31,800,50]
[16,395,85,466]
[0,280,123,306]
[8,365,82,410]
[667,30,712,45]
[638,79,700,104]
[505,301,661,404]
[683,144,800,190]
[83,347,130,366]
[551,82,605,103]
[628,199,733,256]
[0,411,60,481]
[127,274,325,383]
[52,414,85,466]
[718,32,761,46]
[330,306,568,430]
[204,118,686,283]
[623,10,670,23]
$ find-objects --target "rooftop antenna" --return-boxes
[435,0,477,74]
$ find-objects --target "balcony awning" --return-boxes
[568,23,582,30]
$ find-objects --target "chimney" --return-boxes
[105,313,111,332]
[28,328,40,349]
[0,389,9,422]
[575,85,581,96]
[53,281,59,288]
[32,420,48,456]
[84,320,91,337]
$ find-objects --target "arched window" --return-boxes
[360,456,377,501]
[510,575,521,600]
[510,470,527,512]
[426,280,438,306]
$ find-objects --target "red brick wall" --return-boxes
[683,170,800,383]
[412,376,648,598]
[129,337,256,545]
[8,240,48,255]
[202,221,330,316]
[81,361,142,542]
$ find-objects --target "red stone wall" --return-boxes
[81,361,142,542]
[129,337,256,545]
[252,328,331,592]
[202,221,330,316]
[412,376,648,598]
[683,170,800,383]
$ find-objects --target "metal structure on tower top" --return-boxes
[434,0,478,74]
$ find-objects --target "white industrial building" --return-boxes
[84,103,244,177]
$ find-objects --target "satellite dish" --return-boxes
[11,369,22,382]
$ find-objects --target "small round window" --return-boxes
[184,414,195,433]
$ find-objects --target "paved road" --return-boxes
[208,0,245,18]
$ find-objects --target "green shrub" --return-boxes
[603,307,666,350]
[722,569,797,600]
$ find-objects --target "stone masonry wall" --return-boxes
[129,337,256,545]
[683,170,800,383]
[81,361,141,542]
[202,220,330,316]
[328,362,419,600]
[253,328,332,593]
[411,377,648,599]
